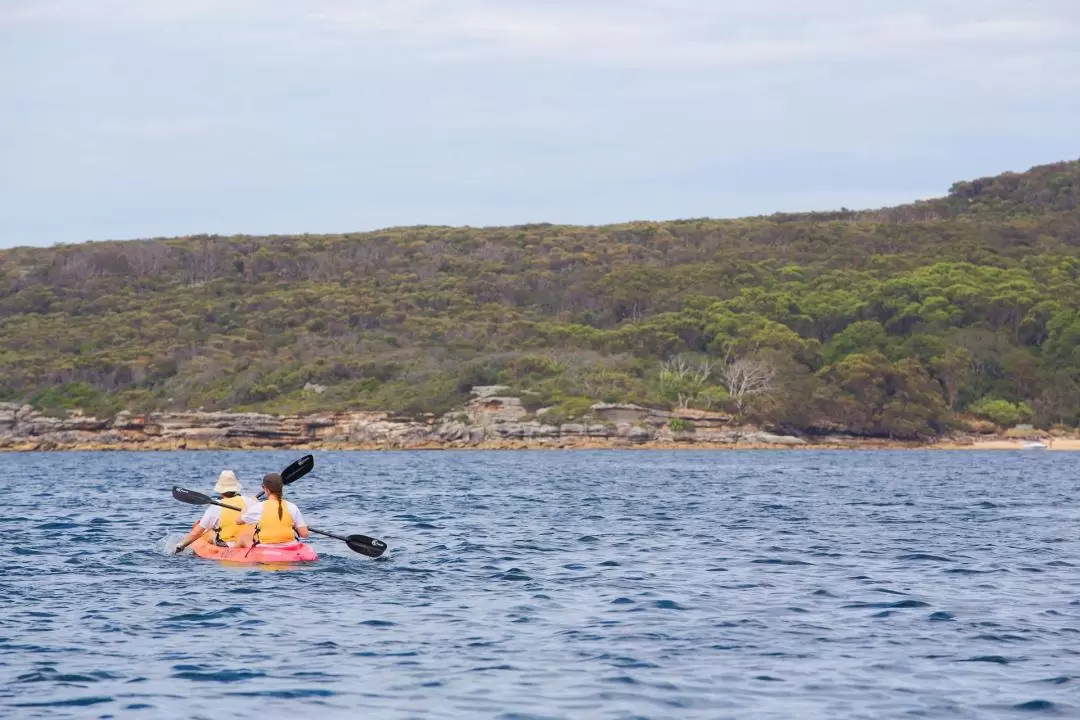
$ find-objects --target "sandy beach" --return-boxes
[932,437,1080,451]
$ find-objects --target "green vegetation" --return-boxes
[2,159,1079,439]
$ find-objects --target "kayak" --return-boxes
[190,534,318,563]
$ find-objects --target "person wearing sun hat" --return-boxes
[173,471,258,553]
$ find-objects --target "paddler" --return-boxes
[234,472,309,547]
[173,470,257,553]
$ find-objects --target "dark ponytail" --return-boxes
[262,472,285,520]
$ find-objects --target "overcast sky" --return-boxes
[1,0,1078,248]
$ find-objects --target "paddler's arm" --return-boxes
[292,506,309,538]
[235,503,260,526]
[174,524,209,554]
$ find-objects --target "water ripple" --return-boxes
[2,449,1078,718]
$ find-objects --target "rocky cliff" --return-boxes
[0,387,809,451]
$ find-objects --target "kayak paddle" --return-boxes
[171,486,387,558]
[305,527,388,558]
[256,454,314,500]
[282,454,314,486]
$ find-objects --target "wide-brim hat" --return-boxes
[214,470,242,494]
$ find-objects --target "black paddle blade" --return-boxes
[281,454,314,486]
[346,535,388,558]
[172,486,213,505]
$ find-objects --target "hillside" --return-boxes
[2,159,1080,439]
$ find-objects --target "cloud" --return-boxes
[0,0,253,27]
[296,0,1078,69]
[5,0,1076,70]
[1,0,1077,246]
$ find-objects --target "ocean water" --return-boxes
[1,449,1078,719]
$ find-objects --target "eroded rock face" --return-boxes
[467,393,528,425]
[0,405,19,432]
[0,398,816,450]
[590,403,650,424]
[668,408,733,428]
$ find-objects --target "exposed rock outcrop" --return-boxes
[0,394,815,451]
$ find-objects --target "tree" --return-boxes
[967,398,1033,428]
[1032,372,1080,427]
[1044,311,1080,369]
[823,320,891,365]
[814,352,948,438]
[659,355,713,409]
[717,353,777,413]
[929,347,971,410]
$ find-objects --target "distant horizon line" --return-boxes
[5,155,1077,251]
[0,192,939,251]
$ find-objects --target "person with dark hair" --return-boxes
[235,472,309,547]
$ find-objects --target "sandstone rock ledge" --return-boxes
[0,390,820,451]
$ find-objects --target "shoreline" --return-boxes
[1,437,1075,452]
[3,398,1070,452]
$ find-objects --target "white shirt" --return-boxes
[239,499,307,529]
[197,495,258,530]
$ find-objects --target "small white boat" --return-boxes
[1023,441,1048,449]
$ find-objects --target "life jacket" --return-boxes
[216,495,250,544]
[255,497,296,544]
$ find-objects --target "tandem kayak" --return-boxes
[190,534,318,563]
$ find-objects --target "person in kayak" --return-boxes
[234,472,309,546]
[173,470,257,553]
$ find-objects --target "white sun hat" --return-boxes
[213,470,242,495]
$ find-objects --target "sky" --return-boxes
[1,0,1079,248]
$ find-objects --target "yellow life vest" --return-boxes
[256,498,296,544]
[216,495,250,543]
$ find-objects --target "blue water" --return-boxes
[1,450,1078,719]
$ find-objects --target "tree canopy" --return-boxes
[2,158,1079,439]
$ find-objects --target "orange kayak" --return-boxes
[188,525,317,563]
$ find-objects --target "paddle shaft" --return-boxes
[307,527,348,542]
